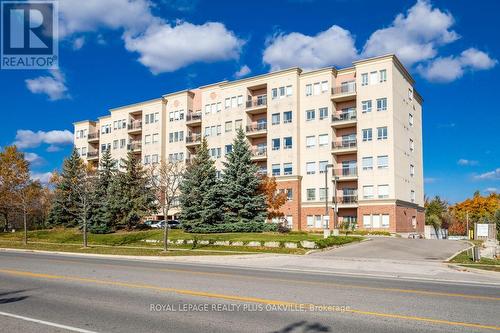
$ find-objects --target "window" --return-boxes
[272,113,280,125]
[225,121,232,132]
[305,84,312,96]
[363,186,374,199]
[81,147,87,156]
[286,189,293,201]
[155,112,160,122]
[315,215,323,228]
[369,71,378,85]
[321,81,328,93]
[217,125,221,136]
[409,113,414,127]
[144,155,150,165]
[318,188,326,201]
[382,214,390,228]
[318,134,329,147]
[306,162,316,175]
[279,86,285,98]
[120,139,126,149]
[363,215,371,227]
[362,128,372,141]
[237,96,243,106]
[272,88,278,99]
[145,135,151,144]
[272,138,280,150]
[377,98,387,111]
[361,100,372,113]
[306,109,315,121]
[152,154,159,164]
[378,185,389,198]
[225,98,230,109]
[113,140,118,149]
[410,164,415,177]
[152,133,159,144]
[319,160,328,173]
[235,119,242,129]
[411,190,416,203]
[211,126,216,137]
[283,163,293,175]
[283,111,292,123]
[408,88,413,101]
[307,216,314,227]
[313,82,320,95]
[231,97,237,108]
[409,139,414,152]
[283,137,292,149]
[205,105,210,114]
[225,144,232,155]
[319,107,328,120]
[377,127,388,140]
[286,85,292,96]
[361,73,368,86]
[204,126,210,137]
[306,136,316,148]
[306,188,316,201]
[362,157,373,171]
[377,155,388,169]
[379,69,387,82]
[272,164,280,176]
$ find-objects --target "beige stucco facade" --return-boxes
[74,54,424,234]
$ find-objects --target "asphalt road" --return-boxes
[312,238,469,260]
[0,251,499,333]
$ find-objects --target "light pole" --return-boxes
[324,164,334,238]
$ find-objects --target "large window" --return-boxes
[377,127,388,140]
[377,155,388,169]
[272,164,280,176]
[361,100,372,113]
[306,136,316,148]
[369,71,378,85]
[306,162,316,175]
[377,98,387,111]
[318,134,329,147]
[272,113,280,125]
[379,69,387,82]
[319,160,328,173]
[306,188,316,201]
[363,215,371,227]
[225,121,232,132]
[283,163,293,175]
[362,128,372,141]
[283,111,292,123]
[305,84,312,96]
[225,144,233,155]
[378,185,389,198]
[382,214,390,227]
[272,138,280,150]
[362,157,373,171]
[363,185,374,199]
[306,109,315,121]
[152,133,159,144]
[319,107,328,120]
[283,137,292,149]
[361,73,368,86]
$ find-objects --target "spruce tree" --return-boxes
[179,139,223,230]
[88,149,115,233]
[47,148,85,227]
[221,127,267,224]
[107,152,157,230]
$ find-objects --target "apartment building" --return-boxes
[74,54,424,235]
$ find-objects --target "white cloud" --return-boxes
[234,65,251,78]
[124,21,243,74]
[484,187,498,193]
[457,158,478,166]
[418,48,497,82]
[72,36,85,50]
[473,168,500,181]
[24,152,44,166]
[25,70,69,101]
[362,0,458,66]
[30,171,53,184]
[263,25,358,71]
[14,130,73,149]
[424,177,438,184]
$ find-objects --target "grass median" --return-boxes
[449,249,500,272]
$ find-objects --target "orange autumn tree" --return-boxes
[449,191,500,234]
[259,176,287,220]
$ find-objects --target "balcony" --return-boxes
[186,134,202,147]
[250,147,267,161]
[331,82,356,102]
[186,112,202,126]
[87,151,99,160]
[335,195,358,207]
[333,167,358,180]
[127,121,142,134]
[331,139,357,155]
[245,95,267,114]
[87,132,99,142]
[127,141,142,152]
[331,111,357,128]
[246,122,267,138]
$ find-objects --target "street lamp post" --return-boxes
[324,164,334,238]
[332,174,339,235]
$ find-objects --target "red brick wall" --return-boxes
[357,205,397,232]
[276,178,301,230]
[358,203,425,233]
[300,206,335,232]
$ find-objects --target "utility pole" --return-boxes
[324,164,334,238]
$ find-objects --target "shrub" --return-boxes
[315,236,360,249]
[276,223,291,233]
[187,222,270,233]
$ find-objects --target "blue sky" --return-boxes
[0,0,499,203]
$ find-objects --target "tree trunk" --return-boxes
[23,207,27,246]
[83,211,88,248]
[163,204,169,252]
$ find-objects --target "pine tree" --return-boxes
[47,148,85,227]
[107,152,157,230]
[88,149,115,233]
[221,128,267,224]
[179,139,223,230]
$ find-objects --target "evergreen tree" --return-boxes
[221,128,267,224]
[179,139,223,230]
[107,152,157,230]
[88,149,115,233]
[47,148,85,227]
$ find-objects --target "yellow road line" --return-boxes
[0,268,499,331]
[4,254,499,302]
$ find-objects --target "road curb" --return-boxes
[445,241,474,262]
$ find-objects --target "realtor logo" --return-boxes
[1,1,58,69]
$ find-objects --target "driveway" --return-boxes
[311,237,470,261]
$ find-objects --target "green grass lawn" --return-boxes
[449,249,500,272]
[0,228,361,255]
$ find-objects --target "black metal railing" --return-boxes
[246,95,267,108]
[127,121,142,131]
[332,111,357,122]
[331,139,357,149]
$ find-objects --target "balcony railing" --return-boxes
[246,122,267,133]
[87,132,99,140]
[246,95,267,108]
[332,111,357,122]
[186,134,202,144]
[332,82,356,96]
[332,139,357,150]
[87,151,99,158]
[128,121,142,131]
[334,167,358,177]
[127,142,142,151]
[251,147,267,158]
[186,112,202,122]
[335,195,358,204]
